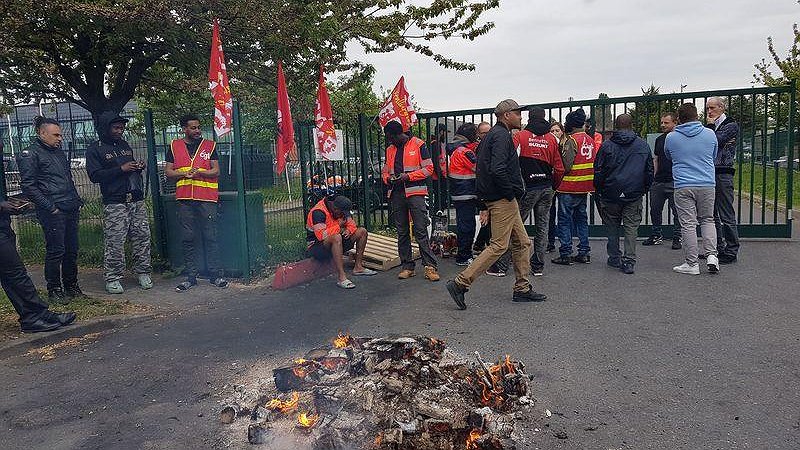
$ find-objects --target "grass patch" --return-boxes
[735,164,799,209]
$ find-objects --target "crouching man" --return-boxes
[306,195,376,288]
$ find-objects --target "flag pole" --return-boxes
[285,159,292,199]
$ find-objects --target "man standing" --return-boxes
[1,199,77,333]
[86,112,153,294]
[643,112,681,249]
[476,122,491,142]
[665,103,719,275]
[493,107,564,276]
[165,114,228,291]
[306,195,376,288]
[705,97,740,264]
[447,123,480,266]
[382,121,440,281]
[552,108,595,266]
[594,114,654,274]
[17,116,84,304]
[446,99,547,310]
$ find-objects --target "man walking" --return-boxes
[705,97,740,264]
[594,114,654,274]
[447,123,480,266]
[665,103,719,275]
[86,112,153,294]
[17,116,84,304]
[643,112,681,249]
[382,121,440,281]
[165,114,228,291]
[552,108,595,266]
[1,199,76,333]
[446,99,547,310]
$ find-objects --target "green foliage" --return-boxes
[0,0,499,122]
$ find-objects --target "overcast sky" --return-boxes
[347,0,798,112]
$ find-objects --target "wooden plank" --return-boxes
[361,234,419,271]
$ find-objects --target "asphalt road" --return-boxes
[1,240,799,449]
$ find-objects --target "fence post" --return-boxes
[358,114,372,230]
[144,110,168,260]
[787,79,796,233]
[299,123,309,216]
[0,145,6,200]
[232,100,251,281]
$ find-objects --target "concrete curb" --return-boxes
[0,313,157,360]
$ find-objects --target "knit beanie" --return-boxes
[565,108,587,131]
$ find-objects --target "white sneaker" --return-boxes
[673,262,700,275]
[105,281,124,294]
[138,274,154,290]
[706,255,720,274]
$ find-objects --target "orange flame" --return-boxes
[297,411,319,428]
[477,355,517,408]
[292,358,318,379]
[333,332,353,349]
[266,391,299,414]
[465,428,482,449]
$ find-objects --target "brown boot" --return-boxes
[424,266,440,282]
[398,269,416,279]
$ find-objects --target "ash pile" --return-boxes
[222,334,535,449]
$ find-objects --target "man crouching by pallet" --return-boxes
[306,195,376,289]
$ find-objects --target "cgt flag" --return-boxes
[208,19,232,137]
[276,60,296,175]
[314,65,338,160]
[378,76,418,131]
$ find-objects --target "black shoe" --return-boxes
[642,236,663,246]
[472,244,485,254]
[48,288,69,305]
[718,254,737,264]
[620,260,635,274]
[446,280,467,310]
[572,254,591,264]
[546,244,556,253]
[64,284,87,299]
[21,318,62,333]
[43,310,77,326]
[531,266,544,277]
[551,256,574,266]
[607,257,621,268]
[512,289,547,302]
[671,239,682,250]
[175,279,197,292]
[210,277,229,288]
[485,264,507,277]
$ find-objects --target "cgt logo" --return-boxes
[199,151,212,160]
[580,141,594,159]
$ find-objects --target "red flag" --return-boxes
[276,61,295,175]
[208,19,232,137]
[378,76,418,131]
[314,65,337,160]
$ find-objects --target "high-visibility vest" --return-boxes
[448,142,478,201]
[171,139,219,202]
[431,142,447,181]
[558,132,596,194]
[305,199,357,244]
[593,132,603,151]
[381,137,432,198]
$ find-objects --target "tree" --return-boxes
[0,0,499,126]
[754,13,799,130]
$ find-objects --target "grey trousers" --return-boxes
[391,193,438,270]
[675,187,717,265]
[714,173,740,257]
[496,188,553,271]
[598,198,643,262]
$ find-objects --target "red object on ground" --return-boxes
[271,258,334,290]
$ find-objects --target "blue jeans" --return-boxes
[453,200,477,263]
[556,193,590,257]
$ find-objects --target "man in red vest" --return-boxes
[306,195,375,288]
[382,121,439,281]
[552,108,595,266]
[165,114,228,291]
[446,123,479,265]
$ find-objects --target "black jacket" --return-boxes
[86,112,144,204]
[593,130,654,203]
[705,116,738,174]
[476,122,524,202]
[17,139,82,212]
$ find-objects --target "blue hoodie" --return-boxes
[664,121,717,189]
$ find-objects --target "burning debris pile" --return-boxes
[222,334,535,449]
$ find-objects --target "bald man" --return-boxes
[705,97,740,264]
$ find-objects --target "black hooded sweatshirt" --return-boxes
[86,112,144,205]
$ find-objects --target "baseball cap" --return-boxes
[495,99,523,115]
[332,195,353,217]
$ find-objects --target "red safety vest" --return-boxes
[448,142,478,201]
[382,137,432,198]
[171,139,219,202]
[305,199,357,244]
[593,132,603,151]
[558,132,596,194]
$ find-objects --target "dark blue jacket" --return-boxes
[593,130,654,203]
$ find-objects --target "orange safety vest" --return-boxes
[171,139,219,202]
[305,199,357,244]
[448,142,478,201]
[558,132,596,194]
[381,137,432,198]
